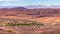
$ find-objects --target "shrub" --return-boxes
[6,20,44,26]
[6,30,12,32]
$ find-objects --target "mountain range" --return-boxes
[24,5,60,9]
[0,5,60,9]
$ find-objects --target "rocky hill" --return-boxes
[0,7,60,34]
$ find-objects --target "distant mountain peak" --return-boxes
[24,5,60,9]
[24,5,47,9]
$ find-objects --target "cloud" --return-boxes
[0,0,18,1]
[0,1,20,6]
[0,0,60,6]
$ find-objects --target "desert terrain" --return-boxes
[0,7,60,34]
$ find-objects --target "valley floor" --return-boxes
[0,16,60,34]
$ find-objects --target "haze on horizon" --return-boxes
[0,0,60,6]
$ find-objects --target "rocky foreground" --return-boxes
[0,17,59,34]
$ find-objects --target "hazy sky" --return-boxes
[0,0,60,6]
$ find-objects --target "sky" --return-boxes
[0,0,60,6]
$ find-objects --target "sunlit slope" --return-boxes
[0,16,60,23]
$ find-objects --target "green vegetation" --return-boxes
[6,21,44,26]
